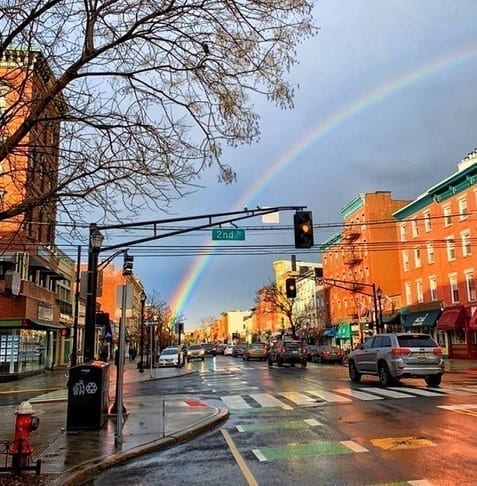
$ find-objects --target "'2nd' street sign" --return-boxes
[212,228,245,241]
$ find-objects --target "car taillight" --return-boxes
[323,351,329,355]
[391,348,410,356]
[433,348,443,356]
[280,347,286,353]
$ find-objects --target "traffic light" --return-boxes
[294,211,314,249]
[123,252,134,276]
[285,278,297,298]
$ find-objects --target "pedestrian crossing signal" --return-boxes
[294,211,314,249]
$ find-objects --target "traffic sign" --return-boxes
[212,228,245,241]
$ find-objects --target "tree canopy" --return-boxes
[0,0,317,230]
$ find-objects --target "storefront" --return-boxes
[401,305,441,342]
[0,319,65,381]
[438,306,477,359]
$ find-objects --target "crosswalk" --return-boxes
[212,384,477,410]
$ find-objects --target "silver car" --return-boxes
[348,333,444,387]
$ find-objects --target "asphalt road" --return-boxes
[87,356,477,485]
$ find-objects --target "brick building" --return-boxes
[394,150,477,358]
[0,50,66,379]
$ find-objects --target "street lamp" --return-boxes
[84,223,104,362]
[376,286,383,334]
[138,291,147,372]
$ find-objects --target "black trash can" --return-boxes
[66,360,110,431]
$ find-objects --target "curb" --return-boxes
[54,407,229,486]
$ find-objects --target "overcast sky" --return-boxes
[88,1,477,331]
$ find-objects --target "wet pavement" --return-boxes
[0,361,228,485]
[0,357,475,484]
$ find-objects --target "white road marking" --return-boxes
[249,393,293,410]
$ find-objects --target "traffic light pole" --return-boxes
[82,206,308,362]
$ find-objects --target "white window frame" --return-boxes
[416,279,424,303]
[461,230,472,257]
[414,247,421,268]
[465,270,476,301]
[449,274,459,304]
[458,197,468,220]
[446,237,456,261]
[427,242,434,264]
[405,282,412,305]
[443,206,452,227]
[411,219,419,238]
[402,251,409,272]
[400,224,406,242]
[423,211,432,232]
[429,276,438,301]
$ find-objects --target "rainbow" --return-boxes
[169,44,477,326]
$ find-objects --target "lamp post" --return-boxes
[376,286,383,334]
[138,291,147,372]
[84,223,104,362]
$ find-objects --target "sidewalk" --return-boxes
[0,361,228,485]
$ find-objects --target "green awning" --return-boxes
[403,309,441,329]
[0,319,22,328]
[336,323,351,339]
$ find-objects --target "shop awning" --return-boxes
[469,310,477,330]
[382,312,401,325]
[29,319,65,330]
[403,309,441,329]
[336,323,351,339]
[0,319,22,328]
[437,306,465,331]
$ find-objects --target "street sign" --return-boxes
[212,228,245,241]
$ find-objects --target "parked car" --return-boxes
[313,345,344,364]
[267,340,307,368]
[158,347,182,367]
[202,343,216,357]
[347,332,444,387]
[186,344,205,362]
[223,344,234,356]
[303,344,319,362]
[243,343,268,361]
[232,344,246,358]
[213,344,226,355]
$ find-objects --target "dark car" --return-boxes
[313,345,344,364]
[303,344,319,362]
[267,340,307,368]
[202,343,216,357]
[243,343,268,361]
[232,344,246,358]
[213,344,225,355]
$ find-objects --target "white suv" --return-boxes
[348,333,444,387]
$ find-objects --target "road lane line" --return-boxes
[278,391,316,405]
[221,428,258,486]
[334,388,384,401]
[220,395,252,409]
[306,389,352,403]
[340,440,369,453]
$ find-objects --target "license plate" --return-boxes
[417,353,426,359]
[292,350,298,354]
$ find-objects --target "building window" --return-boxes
[461,230,472,257]
[424,211,432,232]
[402,251,409,272]
[400,224,406,242]
[427,242,434,264]
[414,248,421,268]
[429,276,438,301]
[446,237,456,261]
[449,275,459,304]
[443,206,452,227]
[416,280,424,303]
[0,84,9,114]
[465,271,476,301]
[458,197,468,220]
[405,282,412,305]
[411,219,419,238]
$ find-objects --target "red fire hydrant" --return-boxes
[9,401,40,471]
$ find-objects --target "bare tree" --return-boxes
[0,1,317,230]
[257,282,297,339]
